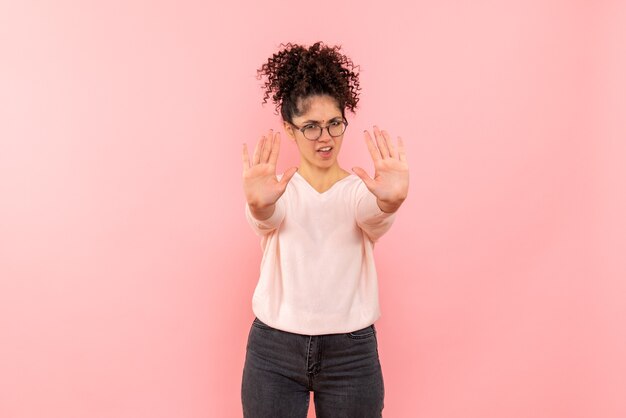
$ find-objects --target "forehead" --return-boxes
[293,95,343,123]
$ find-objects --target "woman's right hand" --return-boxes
[242,129,298,211]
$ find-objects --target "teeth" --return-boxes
[319,147,332,152]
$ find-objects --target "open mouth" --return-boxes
[317,146,333,153]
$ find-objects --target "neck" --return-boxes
[297,163,350,193]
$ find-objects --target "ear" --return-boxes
[283,121,296,140]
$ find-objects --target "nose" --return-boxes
[317,127,333,142]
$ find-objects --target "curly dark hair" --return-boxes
[257,42,361,122]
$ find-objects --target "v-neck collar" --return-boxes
[294,171,353,196]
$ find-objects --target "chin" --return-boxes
[317,158,336,167]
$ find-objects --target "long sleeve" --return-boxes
[245,198,286,236]
[355,182,397,243]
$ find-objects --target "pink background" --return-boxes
[1,1,625,417]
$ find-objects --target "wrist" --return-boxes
[248,202,276,221]
[248,201,272,211]
[376,197,405,214]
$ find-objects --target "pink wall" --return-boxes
[1,1,624,417]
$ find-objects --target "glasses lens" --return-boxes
[303,125,322,140]
[328,121,346,137]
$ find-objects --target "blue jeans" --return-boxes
[241,317,385,417]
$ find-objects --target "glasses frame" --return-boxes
[289,118,349,141]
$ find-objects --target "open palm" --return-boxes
[242,129,297,209]
[352,126,409,212]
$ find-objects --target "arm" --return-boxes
[245,197,286,236]
[355,182,397,243]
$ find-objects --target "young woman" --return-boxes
[241,42,409,418]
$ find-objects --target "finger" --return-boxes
[382,130,398,159]
[279,166,298,189]
[364,130,382,161]
[268,132,281,165]
[374,126,390,158]
[397,136,407,162]
[252,136,265,165]
[242,143,250,171]
[352,166,376,191]
[261,129,274,163]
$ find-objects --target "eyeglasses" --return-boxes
[289,118,348,141]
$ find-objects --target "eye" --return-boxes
[330,121,341,126]
[303,124,318,130]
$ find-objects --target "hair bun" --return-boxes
[257,42,361,122]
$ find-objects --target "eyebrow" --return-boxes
[300,116,343,124]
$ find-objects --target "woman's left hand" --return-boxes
[352,126,409,213]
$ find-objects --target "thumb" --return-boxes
[279,167,298,189]
[352,167,376,191]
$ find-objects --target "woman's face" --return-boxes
[284,94,345,172]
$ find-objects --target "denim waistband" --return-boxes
[252,317,376,337]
